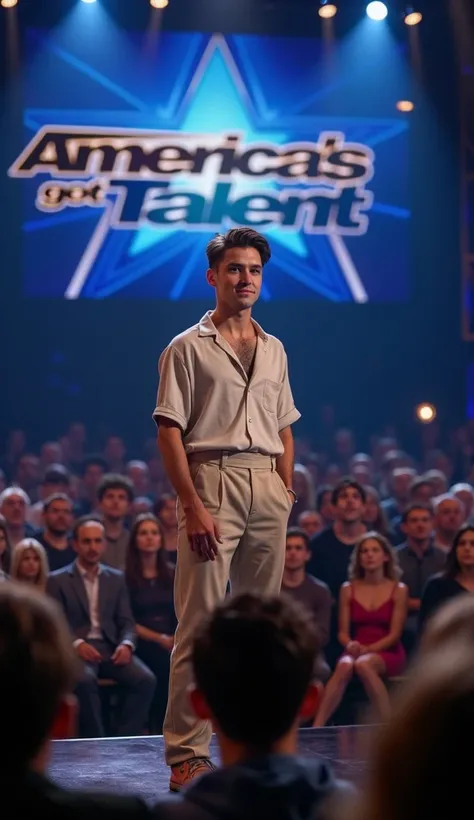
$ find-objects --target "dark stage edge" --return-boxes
[50,727,372,803]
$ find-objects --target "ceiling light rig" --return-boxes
[404,7,423,26]
[319,2,337,19]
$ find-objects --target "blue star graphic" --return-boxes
[18,32,410,302]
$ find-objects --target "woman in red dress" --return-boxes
[313,531,408,726]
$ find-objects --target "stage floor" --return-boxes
[49,726,372,803]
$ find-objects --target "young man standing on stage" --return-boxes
[153,227,300,791]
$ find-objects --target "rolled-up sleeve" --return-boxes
[277,356,301,430]
[153,346,192,431]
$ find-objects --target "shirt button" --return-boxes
[248,418,252,424]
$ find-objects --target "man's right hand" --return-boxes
[184,500,222,562]
[76,642,102,663]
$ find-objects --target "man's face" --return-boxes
[44,499,74,535]
[158,498,177,529]
[335,430,354,459]
[17,455,40,488]
[403,509,434,541]
[74,522,106,566]
[435,500,464,535]
[390,471,415,502]
[1,493,27,527]
[334,487,364,523]
[411,482,434,505]
[41,481,70,501]
[285,536,310,571]
[41,442,63,465]
[99,488,131,521]
[127,464,149,495]
[105,437,125,463]
[83,464,105,494]
[297,511,323,538]
[453,489,474,520]
[207,247,263,312]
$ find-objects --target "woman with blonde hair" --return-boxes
[314,531,407,726]
[358,641,474,820]
[10,538,49,591]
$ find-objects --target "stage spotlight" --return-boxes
[396,100,414,112]
[150,0,169,8]
[1,0,19,7]
[416,403,437,424]
[404,8,422,26]
[80,0,97,4]
[366,2,388,20]
[319,2,337,18]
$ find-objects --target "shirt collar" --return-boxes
[76,560,102,579]
[405,540,435,558]
[198,311,268,344]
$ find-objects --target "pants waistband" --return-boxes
[187,450,276,470]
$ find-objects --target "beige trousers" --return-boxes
[164,451,292,766]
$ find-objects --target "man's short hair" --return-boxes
[79,455,108,477]
[97,473,134,503]
[331,477,366,506]
[0,584,75,770]
[206,227,271,269]
[401,502,434,524]
[72,514,104,542]
[0,486,31,507]
[42,464,70,486]
[43,493,72,513]
[286,527,310,550]
[409,476,433,496]
[192,592,320,748]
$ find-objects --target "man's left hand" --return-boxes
[111,644,132,666]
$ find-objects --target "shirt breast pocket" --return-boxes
[263,379,280,414]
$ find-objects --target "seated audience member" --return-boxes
[40,440,64,469]
[11,538,49,591]
[419,524,474,631]
[14,453,41,503]
[126,513,176,733]
[282,528,332,684]
[104,435,127,474]
[389,476,435,545]
[0,514,11,575]
[133,497,154,518]
[0,486,36,547]
[313,533,407,727]
[450,482,474,522]
[289,464,315,525]
[297,509,324,539]
[36,493,76,571]
[363,486,393,541]
[154,494,178,564]
[27,464,71,529]
[423,468,448,497]
[396,504,445,653]
[97,474,134,570]
[0,584,150,819]
[0,468,6,494]
[74,455,108,517]
[381,468,417,524]
[126,461,151,499]
[309,479,367,666]
[47,516,155,738]
[154,593,352,815]
[356,641,474,820]
[432,494,465,553]
[316,486,335,528]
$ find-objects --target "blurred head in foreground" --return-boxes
[359,638,474,820]
[0,584,76,774]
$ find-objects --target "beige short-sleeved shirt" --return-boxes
[153,311,300,457]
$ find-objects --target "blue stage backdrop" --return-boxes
[9,29,410,302]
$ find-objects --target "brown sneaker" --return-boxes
[169,757,216,792]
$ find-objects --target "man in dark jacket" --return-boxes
[0,583,149,820]
[153,592,353,820]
